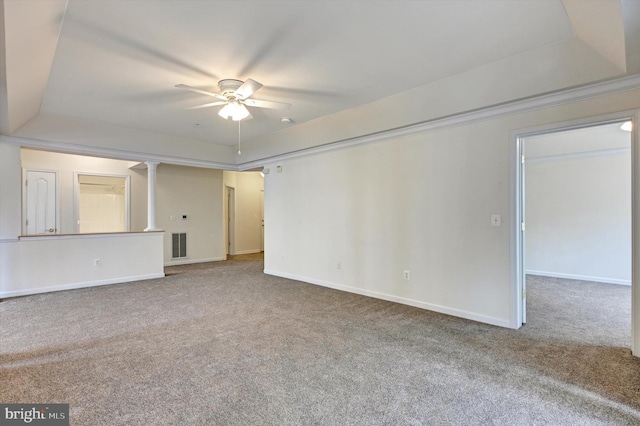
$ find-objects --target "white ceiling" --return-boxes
[1,0,639,162]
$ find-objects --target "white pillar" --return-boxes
[144,161,161,231]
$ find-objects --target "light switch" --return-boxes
[491,214,501,227]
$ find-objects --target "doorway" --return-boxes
[226,186,236,256]
[222,171,265,258]
[515,118,633,347]
[74,173,130,233]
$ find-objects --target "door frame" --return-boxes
[22,168,60,235]
[226,186,236,256]
[260,189,264,252]
[510,110,638,355]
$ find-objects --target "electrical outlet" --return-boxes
[94,258,101,267]
[282,254,286,262]
[403,270,410,280]
[337,261,342,270]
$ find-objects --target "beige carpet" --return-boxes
[1,258,639,425]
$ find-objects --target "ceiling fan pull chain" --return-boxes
[238,120,242,156]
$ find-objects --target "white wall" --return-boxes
[263,88,640,329]
[157,164,225,265]
[0,232,164,298]
[223,171,264,255]
[525,125,631,284]
[264,122,513,327]
[0,143,21,240]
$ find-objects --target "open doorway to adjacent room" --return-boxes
[516,119,633,349]
[75,173,130,233]
[223,171,265,261]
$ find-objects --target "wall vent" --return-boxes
[172,233,187,259]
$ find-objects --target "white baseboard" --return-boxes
[526,270,631,286]
[263,269,512,329]
[0,273,165,299]
[231,249,263,255]
[164,257,225,266]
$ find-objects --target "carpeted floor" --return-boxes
[1,258,639,425]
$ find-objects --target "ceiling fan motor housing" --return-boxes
[218,79,244,97]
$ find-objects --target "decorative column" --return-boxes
[144,161,161,231]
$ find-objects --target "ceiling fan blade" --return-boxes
[175,84,226,101]
[187,101,227,110]
[235,78,263,99]
[244,98,291,110]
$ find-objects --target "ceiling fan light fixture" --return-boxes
[233,104,251,121]
[218,100,250,121]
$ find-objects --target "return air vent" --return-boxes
[172,233,187,259]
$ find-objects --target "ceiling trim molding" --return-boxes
[526,146,631,164]
[237,73,640,170]
[0,135,239,170]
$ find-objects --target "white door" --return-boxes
[25,170,58,235]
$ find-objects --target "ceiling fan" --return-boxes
[175,78,291,121]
